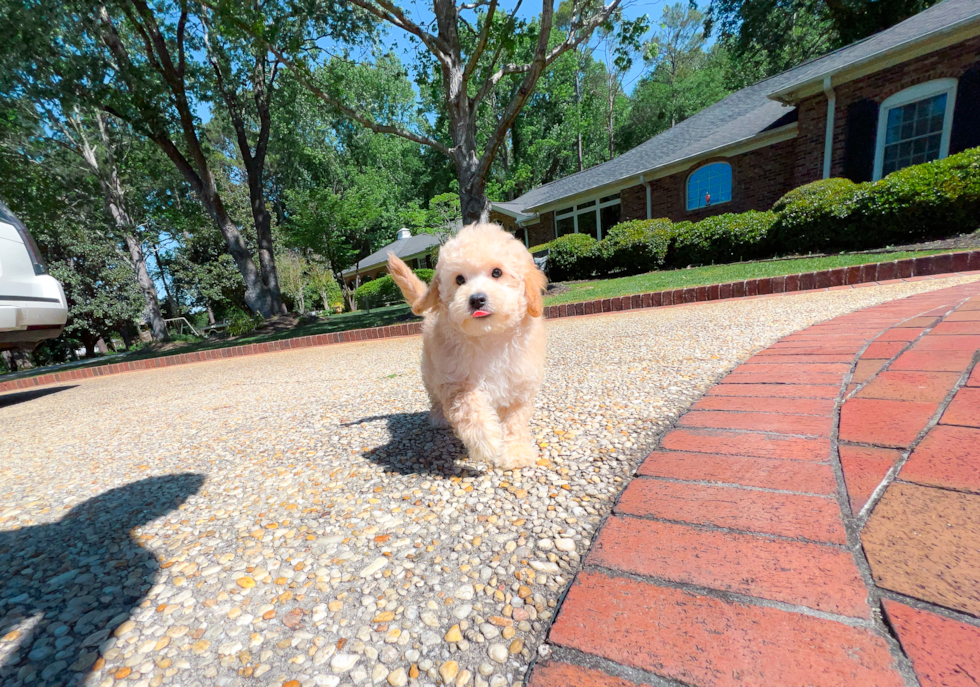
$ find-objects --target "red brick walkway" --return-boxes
[529,282,980,687]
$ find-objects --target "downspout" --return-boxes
[640,174,652,219]
[822,76,836,179]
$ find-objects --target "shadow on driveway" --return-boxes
[0,474,204,685]
[0,386,78,409]
[341,412,484,478]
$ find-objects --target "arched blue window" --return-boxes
[686,162,732,211]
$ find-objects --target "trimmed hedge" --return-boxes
[547,234,602,281]
[546,147,980,281]
[671,211,776,267]
[354,268,434,309]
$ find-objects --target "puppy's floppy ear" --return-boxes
[523,262,547,318]
[388,253,440,314]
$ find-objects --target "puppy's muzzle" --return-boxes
[469,292,491,317]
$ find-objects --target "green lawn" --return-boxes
[0,248,955,382]
[543,250,946,305]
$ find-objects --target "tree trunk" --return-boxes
[457,159,488,226]
[575,65,584,172]
[77,112,169,341]
[151,243,176,317]
[248,175,285,315]
[123,234,168,340]
[206,304,216,325]
[320,289,329,312]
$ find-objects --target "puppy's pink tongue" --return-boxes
[472,310,491,318]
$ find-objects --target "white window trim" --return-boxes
[685,162,733,212]
[554,193,621,240]
[873,78,957,182]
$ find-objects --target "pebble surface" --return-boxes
[1,275,975,687]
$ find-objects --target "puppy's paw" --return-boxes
[429,406,451,429]
[495,441,537,471]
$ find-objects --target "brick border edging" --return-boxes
[2,251,979,395]
[542,250,980,319]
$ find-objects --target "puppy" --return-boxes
[387,222,547,470]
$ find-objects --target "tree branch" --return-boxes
[264,42,451,156]
[461,0,497,87]
[476,0,622,180]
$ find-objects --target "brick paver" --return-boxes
[530,282,980,687]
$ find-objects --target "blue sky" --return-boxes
[379,0,692,95]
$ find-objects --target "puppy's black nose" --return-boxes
[469,293,488,310]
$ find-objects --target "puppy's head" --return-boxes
[432,222,546,337]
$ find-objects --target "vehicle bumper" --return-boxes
[0,276,69,348]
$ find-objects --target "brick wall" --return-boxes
[795,36,980,184]
[624,138,798,223]
[528,212,554,247]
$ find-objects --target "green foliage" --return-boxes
[354,269,434,310]
[547,233,603,281]
[770,149,980,254]
[618,5,730,153]
[227,309,264,337]
[548,149,980,283]
[602,219,675,274]
[671,211,776,266]
[528,241,554,254]
[768,178,863,254]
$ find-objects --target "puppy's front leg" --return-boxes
[445,389,504,466]
[499,402,537,470]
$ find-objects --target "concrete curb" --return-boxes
[2,250,979,395]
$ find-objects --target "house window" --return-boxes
[686,162,732,211]
[553,193,621,240]
[874,79,957,180]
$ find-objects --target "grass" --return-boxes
[0,248,955,381]
[543,250,946,305]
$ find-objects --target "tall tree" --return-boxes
[597,10,648,160]
[0,0,292,316]
[218,0,625,223]
[616,4,728,152]
[703,0,942,84]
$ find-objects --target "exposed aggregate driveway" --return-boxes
[1,274,977,687]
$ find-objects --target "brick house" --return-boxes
[490,0,980,249]
[340,228,440,291]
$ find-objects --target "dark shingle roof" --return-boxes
[494,0,980,216]
[341,232,441,276]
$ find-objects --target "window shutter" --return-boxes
[843,98,879,182]
[950,65,980,155]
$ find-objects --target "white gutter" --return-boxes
[525,122,799,215]
[640,174,652,219]
[822,76,836,179]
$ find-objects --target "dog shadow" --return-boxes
[0,473,205,686]
[341,412,485,478]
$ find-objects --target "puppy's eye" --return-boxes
[456,275,465,285]
[491,268,502,278]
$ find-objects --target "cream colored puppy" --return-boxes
[387,222,547,470]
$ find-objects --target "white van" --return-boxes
[0,200,68,351]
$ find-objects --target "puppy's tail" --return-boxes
[387,253,439,314]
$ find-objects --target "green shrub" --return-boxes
[354,268,434,309]
[768,179,863,255]
[851,147,980,248]
[770,149,980,254]
[528,241,553,254]
[227,309,263,337]
[602,219,675,274]
[670,211,777,267]
[547,233,603,281]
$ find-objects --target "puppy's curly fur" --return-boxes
[388,222,547,470]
